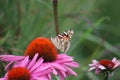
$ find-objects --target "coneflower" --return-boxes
[0,37,79,80]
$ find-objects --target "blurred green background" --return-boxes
[0,0,120,80]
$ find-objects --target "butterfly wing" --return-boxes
[61,40,70,52]
[51,37,61,50]
[51,29,73,52]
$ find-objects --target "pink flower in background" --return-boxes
[88,59,106,74]
[88,57,120,74]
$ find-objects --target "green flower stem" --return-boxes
[104,71,109,80]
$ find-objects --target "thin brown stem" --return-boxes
[52,0,59,35]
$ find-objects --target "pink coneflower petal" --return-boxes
[60,70,66,77]
[5,61,14,71]
[52,63,67,71]
[16,56,29,67]
[0,55,26,71]
[30,77,45,80]
[112,58,120,69]
[56,54,73,62]
[98,65,106,70]
[32,68,52,77]
[88,67,96,71]
[31,77,49,80]
[64,66,77,76]
[0,55,25,61]
[64,62,79,68]
[29,58,43,73]
[52,67,58,75]
[58,72,64,80]
[0,78,6,80]
[57,54,73,58]
[27,54,39,69]
[37,62,52,71]
[95,69,100,74]
[112,57,117,62]
[113,63,120,69]
[58,71,66,80]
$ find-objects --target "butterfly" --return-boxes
[51,29,74,53]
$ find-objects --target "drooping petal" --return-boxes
[30,76,49,80]
[95,69,100,74]
[64,66,77,76]
[0,78,7,80]
[16,56,29,67]
[32,68,52,77]
[58,71,65,80]
[5,61,14,71]
[52,63,66,71]
[112,57,117,62]
[98,65,106,70]
[56,54,73,63]
[88,67,96,71]
[113,61,120,69]
[0,55,25,62]
[64,62,79,68]
[51,67,57,75]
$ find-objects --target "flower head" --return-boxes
[25,37,57,62]
[0,37,79,80]
[7,67,30,80]
[0,54,52,80]
[88,57,120,74]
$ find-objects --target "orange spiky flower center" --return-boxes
[25,37,57,62]
[8,67,30,80]
[99,60,115,71]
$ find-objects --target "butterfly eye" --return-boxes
[51,29,74,53]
